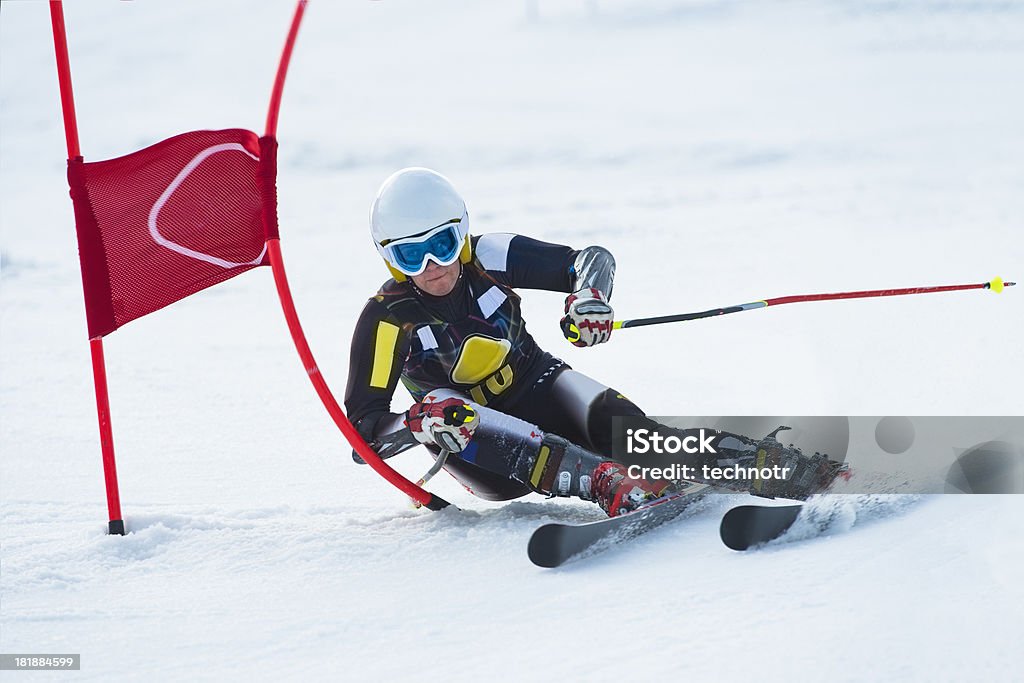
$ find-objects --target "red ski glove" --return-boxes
[406,397,479,453]
[560,288,614,347]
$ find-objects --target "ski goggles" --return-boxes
[378,217,468,277]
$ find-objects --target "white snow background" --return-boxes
[2,0,1023,680]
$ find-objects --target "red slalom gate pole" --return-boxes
[49,2,79,158]
[88,340,124,533]
[265,0,306,138]
[49,0,125,534]
[261,1,448,509]
[265,242,448,509]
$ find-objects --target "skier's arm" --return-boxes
[472,233,616,296]
[568,244,615,299]
[344,297,411,443]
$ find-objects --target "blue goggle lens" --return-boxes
[389,225,461,274]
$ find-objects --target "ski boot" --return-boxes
[747,426,850,500]
[591,462,676,517]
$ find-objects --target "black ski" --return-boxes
[719,504,803,550]
[528,481,709,568]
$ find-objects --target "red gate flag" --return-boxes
[52,0,445,520]
[67,128,278,338]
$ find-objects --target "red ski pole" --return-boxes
[611,276,1015,331]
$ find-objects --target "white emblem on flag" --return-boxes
[148,143,267,269]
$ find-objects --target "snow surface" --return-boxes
[2,0,1023,680]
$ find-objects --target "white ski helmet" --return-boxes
[370,167,471,281]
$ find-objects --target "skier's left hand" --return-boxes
[560,288,614,347]
[406,397,479,453]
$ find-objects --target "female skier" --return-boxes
[344,168,844,515]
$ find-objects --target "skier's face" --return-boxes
[412,259,461,297]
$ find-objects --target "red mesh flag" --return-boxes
[67,129,276,338]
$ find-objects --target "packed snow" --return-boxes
[2,1,1022,680]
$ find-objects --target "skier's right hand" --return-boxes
[406,396,479,453]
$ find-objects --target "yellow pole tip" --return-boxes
[989,276,1004,293]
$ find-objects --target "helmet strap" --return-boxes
[385,262,408,282]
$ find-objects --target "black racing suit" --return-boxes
[345,233,621,443]
[344,233,638,499]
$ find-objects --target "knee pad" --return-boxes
[585,389,647,455]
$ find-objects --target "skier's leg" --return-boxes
[506,369,646,455]
[512,371,849,500]
[381,390,845,512]
[548,370,647,455]
[409,390,663,515]
[435,398,602,500]
[464,407,668,515]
